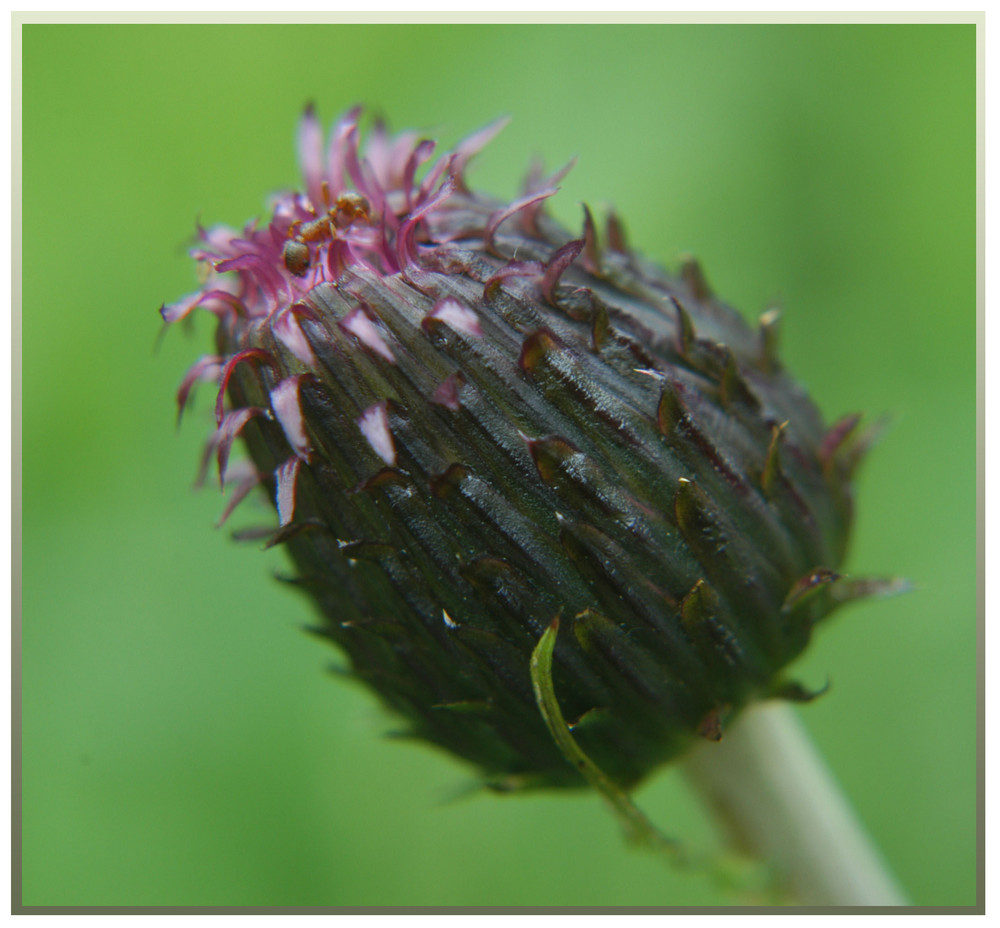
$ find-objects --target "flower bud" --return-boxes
[164,107,891,790]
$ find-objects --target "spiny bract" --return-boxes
[164,107,887,790]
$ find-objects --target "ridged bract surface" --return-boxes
[165,109,872,789]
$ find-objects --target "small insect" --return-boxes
[332,191,370,225]
[282,187,371,277]
[282,239,311,277]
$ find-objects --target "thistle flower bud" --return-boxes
[164,107,888,791]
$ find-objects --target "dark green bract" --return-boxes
[167,110,885,790]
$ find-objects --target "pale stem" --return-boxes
[681,700,909,907]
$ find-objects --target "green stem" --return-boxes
[681,701,909,906]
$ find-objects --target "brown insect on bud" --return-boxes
[282,239,311,277]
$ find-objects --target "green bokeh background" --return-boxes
[20,22,977,907]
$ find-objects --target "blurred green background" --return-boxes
[20,22,977,907]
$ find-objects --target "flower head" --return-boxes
[164,107,893,790]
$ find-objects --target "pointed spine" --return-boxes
[761,421,788,496]
[758,307,781,373]
[719,348,760,411]
[670,296,695,357]
[679,254,712,302]
[581,204,601,275]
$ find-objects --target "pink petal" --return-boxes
[484,188,558,255]
[431,372,466,411]
[364,118,399,189]
[519,157,575,233]
[197,222,241,254]
[541,239,584,305]
[523,155,576,195]
[216,464,264,527]
[216,407,269,486]
[160,291,202,325]
[269,375,314,459]
[402,139,436,211]
[482,259,545,298]
[220,457,258,486]
[160,288,245,325]
[276,456,304,527]
[272,302,318,366]
[216,348,278,425]
[416,152,455,205]
[451,115,511,191]
[214,253,286,310]
[327,106,363,196]
[340,307,395,362]
[396,173,456,270]
[357,401,396,466]
[193,435,217,490]
[201,289,248,316]
[343,124,386,219]
[176,355,223,428]
[423,298,483,338]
